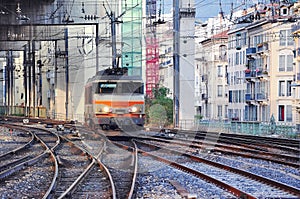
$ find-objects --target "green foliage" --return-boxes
[145,86,173,127]
[194,115,203,120]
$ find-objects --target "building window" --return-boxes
[279,55,285,71]
[278,105,285,121]
[262,106,267,122]
[279,54,293,72]
[243,32,247,46]
[286,105,292,122]
[219,45,227,60]
[217,85,223,97]
[279,30,293,46]
[286,55,293,72]
[217,65,223,77]
[235,52,239,65]
[217,105,222,117]
[229,91,232,103]
[281,8,288,16]
[279,81,285,96]
[287,80,292,97]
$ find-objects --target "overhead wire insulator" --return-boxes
[84,15,98,20]
[81,2,85,13]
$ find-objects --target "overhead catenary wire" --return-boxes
[1,1,298,60]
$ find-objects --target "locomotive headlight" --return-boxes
[102,106,112,113]
[129,106,138,113]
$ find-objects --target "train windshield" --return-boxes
[97,82,143,94]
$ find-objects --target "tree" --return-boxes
[145,86,173,127]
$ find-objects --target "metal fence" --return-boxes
[0,106,47,118]
[180,119,299,139]
[0,105,298,138]
[0,106,85,123]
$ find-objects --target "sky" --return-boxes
[163,0,259,22]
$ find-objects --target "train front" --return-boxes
[87,74,145,130]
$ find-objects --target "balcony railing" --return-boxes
[245,70,256,79]
[245,69,267,80]
[257,43,268,53]
[256,93,267,101]
[246,47,256,55]
[245,93,255,101]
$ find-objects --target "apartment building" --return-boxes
[157,17,174,99]
[227,24,248,121]
[292,17,300,130]
[199,30,229,120]
[227,2,299,124]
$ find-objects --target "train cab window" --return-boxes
[98,83,117,93]
[119,82,144,94]
[97,82,144,94]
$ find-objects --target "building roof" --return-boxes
[200,30,229,44]
[211,30,229,39]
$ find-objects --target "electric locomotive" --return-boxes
[84,67,145,130]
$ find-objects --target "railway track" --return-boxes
[172,130,300,153]
[101,139,138,199]
[0,125,58,198]
[0,123,118,198]
[142,138,300,188]
[150,131,300,167]
[50,139,94,198]
[1,119,299,199]
[55,128,116,199]
[134,139,300,198]
[152,136,299,168]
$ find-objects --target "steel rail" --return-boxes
[0,124,61,199]
[0,124,35,159]
[137,148,257,199]
[127,140,138,199]
[109,140,139,199]
[136,140,300,197]
[146,135,300,167]
[0,150,50,179]
[57,159,97,199]
[57,137,116,199]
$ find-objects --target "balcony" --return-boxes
[214,54,227,61]
[256,68,269,79]
[245,69,268,81]
[246,47,256,56]
[256,93,267,101]
[244,70,256,81]
[245,93,255,103]
[257,43,268,54]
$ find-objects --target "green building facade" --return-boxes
[121,0,143,76]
